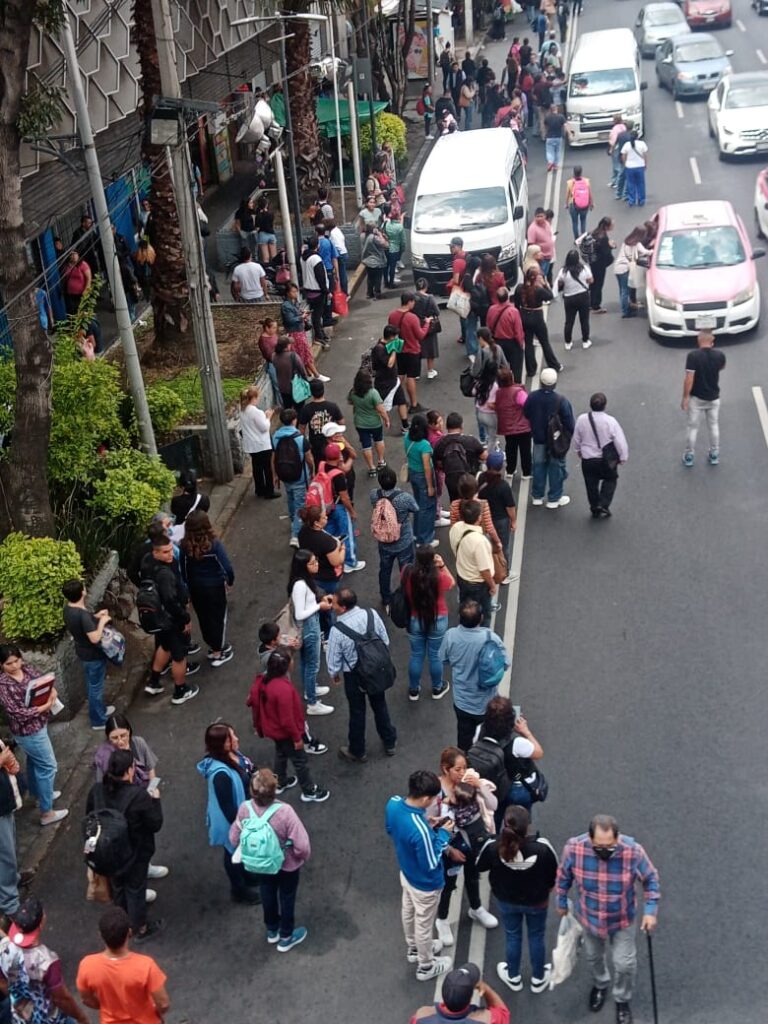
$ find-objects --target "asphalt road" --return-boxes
[29,6,768,1024]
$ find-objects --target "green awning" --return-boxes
[269,94,388,138]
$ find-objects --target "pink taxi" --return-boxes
[646,200,764,338]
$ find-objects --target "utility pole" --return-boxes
[426,0,435,90]
[347,81,363,209]
[150,0,233,483]
[326,9,346,222]
[279,32,305,257]
[271,148,298,283]
[361,3,378,161]
[61,4,156,456]
[464,0,474,50]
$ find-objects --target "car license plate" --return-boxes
[695,315,717,329]
[704,14,715,19]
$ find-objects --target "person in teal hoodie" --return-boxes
[196,722,261,904]
[385,770,454,983]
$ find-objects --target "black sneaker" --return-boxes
[207,644,233,660]
[134,918,165,943]
[615,1003,632,1024]
[589,987,608,1013]
[338,746,368,764]
[186,642,201,656]
[305,740,328,755]
[431,682,451,701]
[171,684,199,706]
[276,776,298,794]
[185,662,201,677]
[144,682,164,697]
[300,786,330,803]
[159,664,171,677]
[385,742,397,757]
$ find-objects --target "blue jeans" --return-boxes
[615,165,627,200]
[15,727,57,813]
[569,204,588,239]
[625,166,646,207]
[408,615,448,692]
[463,103,474,130]
[378,542,415,604]
[496,900,549,978]
[284,479,307,539]
[326,505,359,568]
[616,272,631,316]
[610,147,623,189]
[317,577,340,640]
[409,471,436,545]
[260,868,301,939]
[337,254,349,294]
[545,137,562,167]
[493,517,511,565]
[465,312,479,357]
[83,658,108,726]
[300,613,322,703]
[539,258,552,281]
[385,250,401,289]
[532,443,567,502]
[0,813,18,915]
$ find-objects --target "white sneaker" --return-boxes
[427,369,439,379]
[416,955,452,981]
[582,339,592,349]
[289,537,299,548]
[306,701,334,716]
[314,685,330,697]
[546,495,571,509]
[497,963,524,992]
[145,888,157,903]
[502,572,519,584]
[531,963,552,993]
[532,498,544,506]
[564,341,573,351]
[407,939,443,963]
[435,918,454,947]
[345,561,366,573]
[434,518,450,528]
[317,374,331,382]
[147,864,169,880]
[468,906,498,929]
[428,539,440,549]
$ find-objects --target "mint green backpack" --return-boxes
[238,802,285,875]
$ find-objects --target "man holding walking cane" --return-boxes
[556,814,660,1024]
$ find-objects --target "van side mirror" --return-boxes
[752,249,766,259]
[725,49,734,56]
[513,206,524,221]
[640,81,648,90]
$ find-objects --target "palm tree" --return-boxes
[283,0,330,195]
[133,0,190,347]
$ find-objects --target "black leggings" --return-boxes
[590,264,608,310]
[306,292,327,341]
[498,339,525,384]
[563,292,591,345]
[250,450,274,497]
[505,432,532,475]
[521,310,559,376]
[189,582,228,652]
[437,856,480,918]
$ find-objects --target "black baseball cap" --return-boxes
[442,962,481,1011]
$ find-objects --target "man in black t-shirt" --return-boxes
[62,580,115,728]
[433,413,488,501]
[298,380,344,465]
[681,331,726,467]
[544,103,566,171]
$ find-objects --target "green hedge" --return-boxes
[0,534,84,642]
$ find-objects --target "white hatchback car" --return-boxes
[756,168,768,238]
[708,71,768,158]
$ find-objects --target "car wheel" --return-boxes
[708,118,714,138]
[718,145,728,162]
[656,70,664,88]
[723,17,731,25]
[672,81,679,100]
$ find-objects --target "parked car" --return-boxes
[707,71,768,158]
[634,2,691,57]
[646,200,764,338]
[656,34,732,98]
[755,169,768,238]
[683,0,732,28]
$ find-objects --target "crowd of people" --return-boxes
[0,14,739,1023]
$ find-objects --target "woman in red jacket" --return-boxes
[247,651,330,804]
[495,367,532,478]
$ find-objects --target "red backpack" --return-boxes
[305,462,343,512]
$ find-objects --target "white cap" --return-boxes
[321,421,346,437]
[540,368,558,387]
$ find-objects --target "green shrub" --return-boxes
[0,358,16,444]
[0,533,84,642]
[88,449,175,527]
[159,370,249,417]
[142,383,186,436]
[360,112,407,161]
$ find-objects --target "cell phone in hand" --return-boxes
[147,777,161,794]
[512,705,521,719]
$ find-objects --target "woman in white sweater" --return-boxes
[288,550,335,716]
[240,386,278,499]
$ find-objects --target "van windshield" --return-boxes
[568,68,637,97]
[413,187,508,233]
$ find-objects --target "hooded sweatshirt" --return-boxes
[385,796,450,892]
[246,673,304,744]
[476,834,558,905]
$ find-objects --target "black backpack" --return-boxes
[440,435,472,476]
[546,396,572,459]
[467,737,511,802]
[136,576,171,635]
[334,609,397,695]
[274,430,305,483]
[459,367,477,398]
[82,784,138,877]
[578,232,596,265]
[388,566,411,630]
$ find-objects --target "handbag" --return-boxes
[275,252,291,286]
[99,625,126,666]
[447,287,471,319]
[291,374,312,404]
[388,566,411,629]
[400,441,413,483]
[86,868,112,903]
[521,765,549,803]
[492,546,508,585]
[276,601,303,648]
[588,412,620,474]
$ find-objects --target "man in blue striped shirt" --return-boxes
[386,771,454,983]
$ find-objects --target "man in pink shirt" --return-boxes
[526,207,555,279]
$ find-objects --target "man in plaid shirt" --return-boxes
[556,814,660,1024]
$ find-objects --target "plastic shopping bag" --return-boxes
[549,907,583,989]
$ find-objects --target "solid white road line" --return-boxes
[675,100,684,120]
[736,17,746,30]
[689,156,702,185]
[757,49,767,65]
[751,386,768,448]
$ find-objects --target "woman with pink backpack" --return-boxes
[565,165,593,240]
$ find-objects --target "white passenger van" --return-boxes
[410,129,528,294]
[566,28,647,146]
